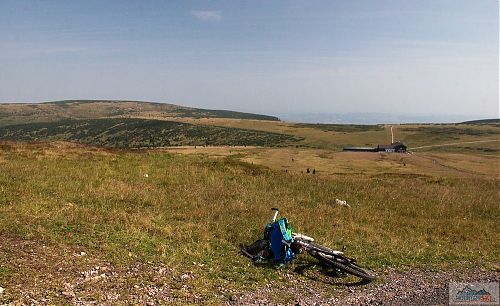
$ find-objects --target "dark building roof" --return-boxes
[343,142,407,153]
[343,147,378,152]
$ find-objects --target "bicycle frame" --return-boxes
[242,208,376,281]
[270,208,344,256]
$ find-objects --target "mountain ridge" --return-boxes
[0,99,280,126]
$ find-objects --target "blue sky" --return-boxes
[0,0,498,119]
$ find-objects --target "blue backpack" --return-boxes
[264,218,295,265]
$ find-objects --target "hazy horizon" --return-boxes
[1,0,498,119]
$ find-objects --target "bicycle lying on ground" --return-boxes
[241,208,375,282]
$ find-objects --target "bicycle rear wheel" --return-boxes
[313,251,375,281]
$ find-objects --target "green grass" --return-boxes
[0,142,498,302]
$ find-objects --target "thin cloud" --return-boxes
[191,10,222,22]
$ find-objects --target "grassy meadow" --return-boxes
[0,141,498,303]
[0,101,499,303]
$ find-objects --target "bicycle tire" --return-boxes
[314,251,375,281]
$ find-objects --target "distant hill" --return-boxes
[0,100,280,127]
[0,118,301,148]
[2,100,499,151]
[459,118,500,125]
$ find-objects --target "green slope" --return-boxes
[0,118,301,148]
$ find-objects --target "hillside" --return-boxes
[460,118,500,125]
[0,118,301,148]
[0,100,280,127]
[1,100,499,153]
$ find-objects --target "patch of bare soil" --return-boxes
[0,234,199,305]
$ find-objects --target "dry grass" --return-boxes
[0,141,498,304]
[165,146,498,179]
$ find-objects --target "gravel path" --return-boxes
[1,235,498,305]
[229,268,500,305]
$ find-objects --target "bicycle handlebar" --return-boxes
[271,208,279,222]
